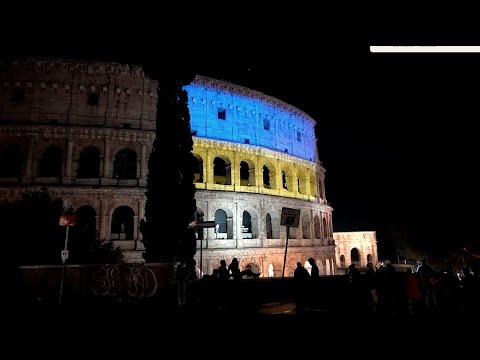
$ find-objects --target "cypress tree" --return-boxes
[142,72,197,265]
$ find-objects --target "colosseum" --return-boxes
[0,57,377,274]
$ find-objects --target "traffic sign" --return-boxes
[61,250,69,263]
[189,220,216,228]
[280,207,300,228]
[59,215,78,226]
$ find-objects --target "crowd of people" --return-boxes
[175,255,480,317]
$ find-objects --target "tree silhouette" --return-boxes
[142,72,197,264]
[0,188,123,265]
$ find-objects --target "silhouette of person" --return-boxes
[417,258,437,311]
[218,259,230,281]
[294,261,310,312]
[175,261,189,306]
[228,258,260,279]
[308,258,320,279]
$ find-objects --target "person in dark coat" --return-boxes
[294,261,310,312]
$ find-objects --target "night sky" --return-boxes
[4,19,480,261]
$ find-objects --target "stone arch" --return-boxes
[239,158,255,186]
[297,169,308,195]
[193,153,204,183]
[243,262,260,276]
[351,248,360,265]
[39,145,63,177]
[113,148,137,179]
[0,143,23,178]
[301,212,311,239]
[314,215,321,239]
[281,166,294,192]
[242,208,258,239]
[214,207,233,239]
[213,156,232,185]
[266,209,280,239]
[322,216,328,238]
[262,161,276,189]
[111,205,135,240]
[77,146,101,178]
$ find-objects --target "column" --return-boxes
[206,149,213,186]
[103,139,111,178]
[24,137,35,179]
[226,163,232,185]
[133,215,139,243]
[140,143,147,180]
[65,140,73,178]
[99,200,109,240]
[310,209,315,243]
[305,173,311,197]
[255,156,262,189]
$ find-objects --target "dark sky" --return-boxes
[4,19,480,260]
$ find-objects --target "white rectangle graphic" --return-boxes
[370,46,480,53]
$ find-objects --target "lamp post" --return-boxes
[58,214,78,305]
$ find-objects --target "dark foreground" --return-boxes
[4,277,480,355]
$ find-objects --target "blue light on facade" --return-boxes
[184,80,316,162]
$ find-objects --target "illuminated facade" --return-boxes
[334,231,378,271]
[186,76,336,277]
[0,57,357,274]
[0,57,157,263]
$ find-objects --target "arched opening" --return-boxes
[39,145,63,177]
[309,171,317,197]
[240,160,254,186]
[367,254,373,263]
[297,171,307,194]
[242,211,252,238]
[268,211,280,239]
[214,209,233,239]
[351,248,360,265]
[0,144,23,178]
[340,255,346,267]
[78,146,100,178]
[323,217,328,238]
[282,168,293,192]
[193,154,203,183]
[111,206,135,240]
[213,157,231,185]
[282,171,287,190]
[243,262,260,277]
[113,149,137,179]
[301,213,311,239]
[263,163,276,189]
[314,215,321,239]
